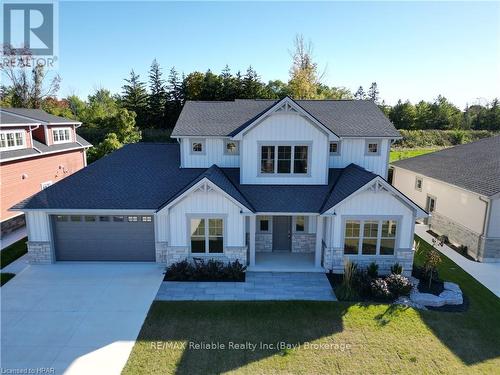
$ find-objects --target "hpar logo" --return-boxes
[1,0,58,68]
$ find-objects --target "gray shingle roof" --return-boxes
[1,108,80,124]
[392,135,500,197]
[172,99,400,138]
[1,111,40,125]
[13,143,380,213]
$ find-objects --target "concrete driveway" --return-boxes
[1,263,164,374]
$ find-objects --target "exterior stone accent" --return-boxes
[291,233,315,253]
[478,237,500,262]
[155,242,169,263]
[165,246,189,266]
[27,241,53,264]
[1,215,26,237]
[430,211,480,259]
[224,246,247,264]
[256,233,272,252]
[163,246,247,266]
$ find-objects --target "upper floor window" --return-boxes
[0,131,25,150]
[415,177,423,191]
[329,142,340,155]
[365,140,381,156]
[224,140,239,155]
[343,219,398,256]
[191,139,205,154]
[53,128,71,144]
[260,144,309,175]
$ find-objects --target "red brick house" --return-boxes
[0,108,91,236]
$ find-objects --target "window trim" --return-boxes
[341,216,401,256]
[257,141,312,177]
[0,130,26,151]
[223,139,239,155]
[257,216,272,233]
[190,139,206,155]
[294,216,307,233]
[415,176,423,191]
[365,139,381,156]
[329,141,341,156]
[52,127,72,144]
[186,214,227,254]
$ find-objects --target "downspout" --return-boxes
[29,124,42,154]
[479,196,491,260]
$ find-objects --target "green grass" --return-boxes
[390,147,441,163]
[0,273,15,286]
[123,236,500,374]
[0,237,27,269]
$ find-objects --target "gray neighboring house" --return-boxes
[392,135,500,262]
[13,97,427,275]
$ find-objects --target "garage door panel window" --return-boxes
[113,216,125,222]
[99,216,110,222]
[190,217,224,254]
[84,216,96,222]
[127,216,138,222]
[344,219,398,256]
[55,215,68,222]
[141,216,152,222]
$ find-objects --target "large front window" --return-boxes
[190,218,224,254]
[260,144,309,174]
[0,131,25,150]
[343,219,397,256]
[52,128,71,143]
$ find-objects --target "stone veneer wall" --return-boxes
[27,241,53,264]
[160,245,247,266]
[478,237,500,262]
[1,215,26,237]
[256,233,272,252]
[323,247,414,277]
[430,211,480,260]
[291,233,315,253]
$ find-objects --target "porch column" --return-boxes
[315,216,324,268]
[249,215,256,267]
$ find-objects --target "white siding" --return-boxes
[26,211,51,241]
[155,210,169,242]
[328,190,414,249]
[240,113,329,184]
[180,138,240,168]
[487,198,500,238]
[392,167,487,234]
[329,138,390,177]
[165,189,245,247]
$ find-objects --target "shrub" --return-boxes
[386,274,413,297]
[336,260,359,300]
[370,278,393,300]
[457,245,468,256]
[390,262,403,275]
[353,269,373,298]
[367,262,379,279]
[165,258,246,281]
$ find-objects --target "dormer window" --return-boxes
[365,140,381,155]
[260,143,310,175]
[53,128,71,144]
[0,130,25,150]
[191,139,205,154]
[224,140,239,155]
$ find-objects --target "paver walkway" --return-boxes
[415,224,500,297]
[156,272,337,301]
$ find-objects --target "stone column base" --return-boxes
[27,241,54,264]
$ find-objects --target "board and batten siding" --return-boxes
[240,113,329,185]
[26,211,52,241]
[327,190,414,250]
[162,189,246,247]
[329,138,390,178]
[180,138,240,168]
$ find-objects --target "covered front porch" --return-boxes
[247,214,325,272]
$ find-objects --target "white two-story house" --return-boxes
[14,97,426,275]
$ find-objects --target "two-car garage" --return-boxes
[51,214,156,261]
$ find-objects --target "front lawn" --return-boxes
[0,237,27,269]
[124,236,500,374]
[389,147,440,162]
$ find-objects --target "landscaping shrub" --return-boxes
[165,258,246,281]
[423,249,442,288]
[390,262,403,275]
[367,262,379,279]
[386,274,413,297]
[370,278,393,300]
[457,245,468,256]
[335,260,359,300]
[353,268,373,298]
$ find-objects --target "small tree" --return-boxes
[424,248,442,288]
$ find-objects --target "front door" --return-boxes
[272,216,291,251]
[425,195,436,225]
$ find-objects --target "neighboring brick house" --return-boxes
[0,108,91,236]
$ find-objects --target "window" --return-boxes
[344,220,360,255]
[0,131,25,150]
[343,219,398,256]
[40,181,52,190]
[70,216,81,222]
[260,144,309,175]
[365,140,380,155]
[191,139,205,154]
[224,140,239,155]
[128,216,138,222]
[113,216,124,222]
[329,142,340,155]
[415,177,423,191]
[99,216,110,222]
[295,216,305,232]
[52,128,71,143]
[190,217,224,254]
[55,215,68,222]
[84,216,96,222]
[259,218,270,232]
[141,216,152,222]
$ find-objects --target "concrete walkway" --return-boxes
[0,226,27,250]
[156,272,337,301]
[415,224,500,297]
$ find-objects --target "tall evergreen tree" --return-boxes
[121,70,148,128]
[367,82,380,103]
[148,59,166,128]
[220,65,236,100]
[165,67,184,127]
[242,66,263,98]
[354,86,366,100]
[200,70,223,100]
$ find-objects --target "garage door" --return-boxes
[52,214,155,261]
